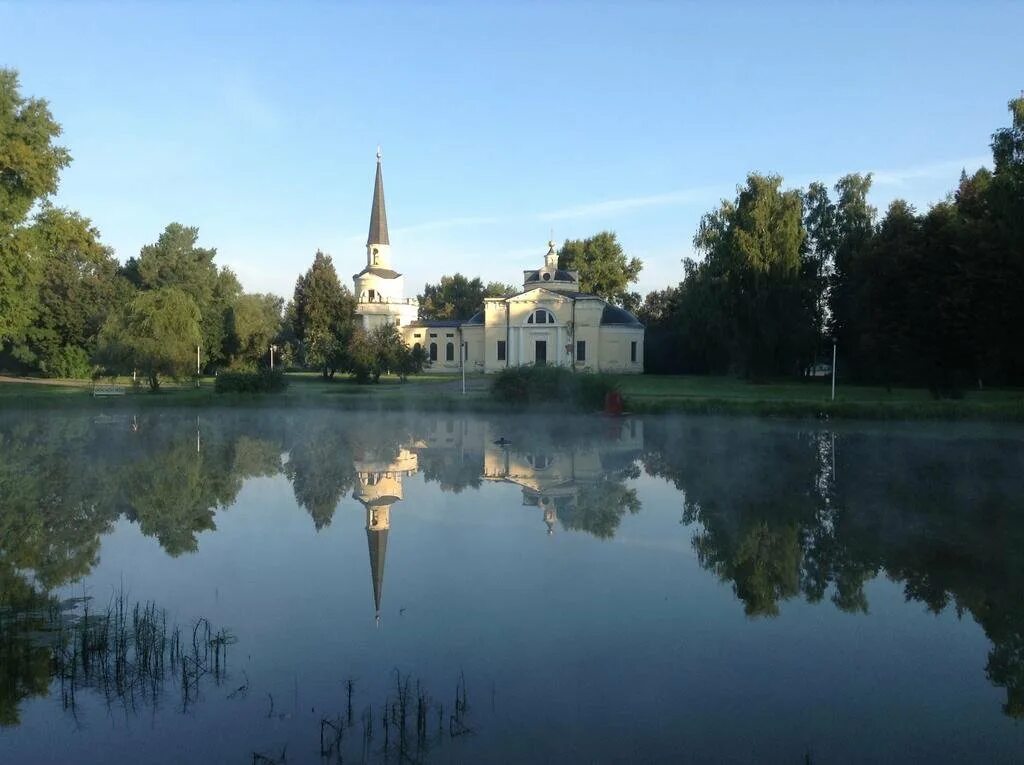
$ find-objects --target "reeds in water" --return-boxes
[52,585,234,716]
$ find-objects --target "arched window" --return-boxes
[429,343,438,361]
[526,308,556,325]
[445,342,455,361]
[412,342,421,353]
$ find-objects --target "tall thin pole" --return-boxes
[270,345,275,370]
[196,345,201,375]
[461,341,466,395]
[831,341,837,401]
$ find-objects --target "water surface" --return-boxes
[1,409,1023,763]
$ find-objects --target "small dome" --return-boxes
[525,269,577,284]
[600,305,642,326]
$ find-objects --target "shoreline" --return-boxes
[2,376,1023,422]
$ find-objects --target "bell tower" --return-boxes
[366,147,392,269]
[353,149,418,329]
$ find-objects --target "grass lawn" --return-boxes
[1,371,1022,421]
[613,374,1024,419]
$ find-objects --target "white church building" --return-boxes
[353,151,644,374]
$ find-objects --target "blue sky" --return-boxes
[3,1,1022,299]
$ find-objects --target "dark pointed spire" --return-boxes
[367,525,389,619]
[367,147,390,246]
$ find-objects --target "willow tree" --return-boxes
[96,287,202,390]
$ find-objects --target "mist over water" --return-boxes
[1,409,1023,763]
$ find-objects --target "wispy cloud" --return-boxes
[394,215,502,234]
[536,185,725,222]
[870,156,989,187]
[343,215,503,244]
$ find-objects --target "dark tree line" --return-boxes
[643,96,1024,392]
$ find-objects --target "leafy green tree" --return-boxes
[825,173,876,372]
[418,274,508,321]
[557,231,642,311]
[485,281,516,297]
[9,206,127,377]
[228,292,283,368]
[126,223,239,369]
[95,287,202,390]
[0,69,71,345]
[347,323,422,384]
[693,174,812,377]
[290,251,357,377]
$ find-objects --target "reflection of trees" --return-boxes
[0,567,55,727]
[644,419,1024,717]
[418,449,483,493]
[556,467,641,539]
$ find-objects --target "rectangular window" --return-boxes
[414,333,421,339]
[430,333,437,338]
[576,340,586,362]
[368,289,375,301]
[446,333,454,338]
[497,340,506,361]
[630,341,638,363]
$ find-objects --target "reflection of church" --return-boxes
[351,417,643,619]
[352,445,418,625]
[482,419,644,534]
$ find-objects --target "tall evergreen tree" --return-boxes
[289,251,357,377]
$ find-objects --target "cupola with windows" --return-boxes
[522,240,579,293]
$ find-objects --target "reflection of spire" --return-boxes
[366,519,389,623]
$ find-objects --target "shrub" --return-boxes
[490,365,620,410]
[215,369,288,394]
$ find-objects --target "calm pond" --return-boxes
[1,409,1023,763]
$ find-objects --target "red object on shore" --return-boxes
[604,390,623,416]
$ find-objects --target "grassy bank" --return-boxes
[616,375,1024,421]
[1,372,1022,421]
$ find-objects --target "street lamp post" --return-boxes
[831,340,837,401]
[461,342,467,395]
[270,344,278,371]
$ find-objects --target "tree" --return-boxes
[556,231,642,311]
[227,293,283,368]
[95,287,202,390]
[691,174,812,378]
[346,323,422,384]
[825,174,876,374]
[0,69,71,345]
[9,206,127,377]
[290,251,357,377]
[417,274,508,321]
[126,223,239,369]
